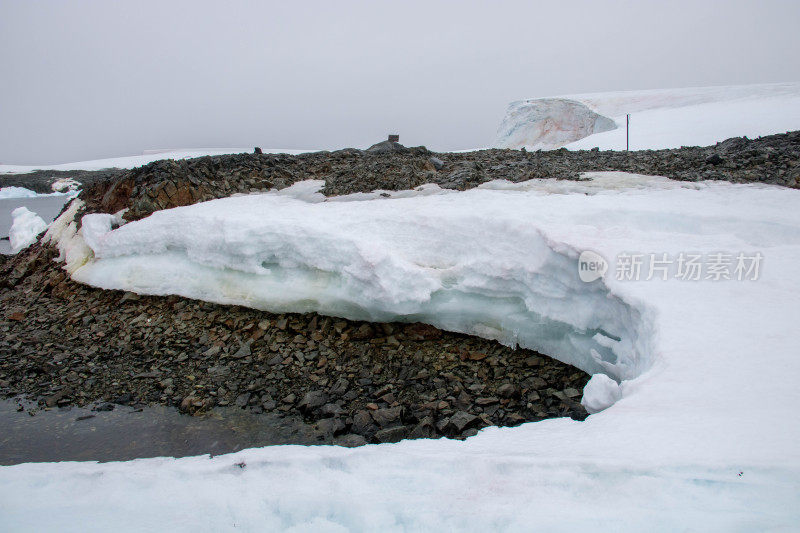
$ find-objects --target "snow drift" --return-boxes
[56,177,656,382]
[496,82,800,150]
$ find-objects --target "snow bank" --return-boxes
[5,173,800,530]
[496,82,800,150]
[64,178,654,381]
[8,207,47,253]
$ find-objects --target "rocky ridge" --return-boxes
[2,131,798,222]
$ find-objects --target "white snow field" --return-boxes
[0,186,41,199]
[2,173,798,531]
[496,82,800,151]
[0,147,315,175]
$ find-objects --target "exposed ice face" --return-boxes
[8,207,47,253]
[495,98,617,150]
[56,176,673,387]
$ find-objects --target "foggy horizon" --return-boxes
[2,0,799,165]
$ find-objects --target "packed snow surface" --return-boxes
[0,148,315,174]
[3,173,800,530]
[8,207,47,253]
[496,82,800,150]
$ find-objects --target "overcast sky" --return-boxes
[2,0,799,164]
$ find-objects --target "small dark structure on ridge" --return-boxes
[366,134,408,154]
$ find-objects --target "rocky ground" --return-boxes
[0,247,588,446]
[1,131,798,446]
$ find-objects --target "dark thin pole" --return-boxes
[626,114,630,151]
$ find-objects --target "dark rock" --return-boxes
[329,378,349,396]
[409,416,436,439]
[298,390,329,412]
[429,157,445,170]
[475,396,499,406]
[448,411,478,432]
[179,395,207,414]
[365,140,409,154]
[45,389,70,407]
[132,371,160,379]
[350,324,376,340]
[112,393,133,405]
[282,393,296,404]
[403,323,442,340]
[231,341,252,359]
[320,402,344,417]
[371,406,402,427]
[119,292,140,303]
[375,425,408,443]
[497,383,519,398]
[352,410,375,434]
[315,417,346,436]
[208,365,231,382]
[235,392,251,408]
[336,434,368,447]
